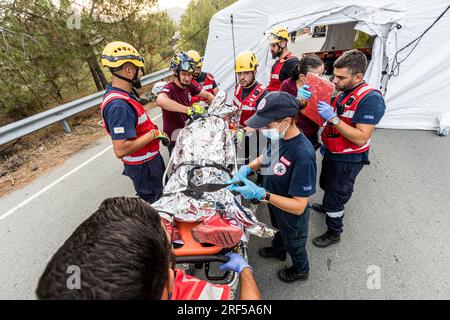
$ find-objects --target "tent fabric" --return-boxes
[203,0,450,130]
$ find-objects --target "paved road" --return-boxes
[1,34,449,300]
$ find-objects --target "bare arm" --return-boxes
[248,155,264,172]
[112,131,156,159]
[212,87,220,95]
[198,90,215,104]
[333,121,375,146]
[157,93,189,114]
[266,193,309,215]
[239,268,261,300]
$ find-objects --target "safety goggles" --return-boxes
[101,54,144,63]
[267,33,282,44]
[179,60,197,72]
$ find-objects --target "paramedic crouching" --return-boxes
[229,92,317,283]
[36,197,261,300]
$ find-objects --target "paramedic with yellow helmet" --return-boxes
[100,41,168,203]
[267,26,299,92]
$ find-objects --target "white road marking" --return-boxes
[0,113,162,221]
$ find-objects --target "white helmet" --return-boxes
[151,81,167,96]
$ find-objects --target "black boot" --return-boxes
[313,231,341,248]
[258,246,287,261]
[277,266,309,283]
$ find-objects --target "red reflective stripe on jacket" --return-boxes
[267,52,297,92]
[191,73,215,103]
[100,90,159,165]
[321,83,380,154]
[233,83,267,126]
[171,269,231,300]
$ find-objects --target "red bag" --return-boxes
[301,73,334,126]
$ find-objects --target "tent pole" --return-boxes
[231,14,237,87]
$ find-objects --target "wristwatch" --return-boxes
[260,192,271,204]
[330,117,340,125]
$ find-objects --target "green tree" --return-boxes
[0,0,176,123]
[179,0,236,55]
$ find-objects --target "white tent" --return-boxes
[203,0,450,130]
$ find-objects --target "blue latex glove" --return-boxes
[228,177,265,201]
[219,253,252,274]
[297,85,312,100]
[227,165,251,185]
[320,144,327,157]
[318,101,336,122]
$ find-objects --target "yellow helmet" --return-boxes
[235,50,259,72]
[267,26,289,44]
[101,41,144,69]
[187,50,203,67]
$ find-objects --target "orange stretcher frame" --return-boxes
[173,220,223,257]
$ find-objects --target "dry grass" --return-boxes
[0,100,158,197]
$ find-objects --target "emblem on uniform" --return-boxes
[257,98,266,111]
[274,162,287,176]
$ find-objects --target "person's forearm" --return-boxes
[113,132,155,158]
[239,268,261,300]
[201,91,215,103]
[157,95,189,113]
[248,155,264,172]
[266,193,308,215]
[333,121,370,146]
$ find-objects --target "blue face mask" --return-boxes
[261,121,287,140]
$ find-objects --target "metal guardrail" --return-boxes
[0,68,173,145]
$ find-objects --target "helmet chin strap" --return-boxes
[113,68,142,89]
[276,43,285,57]
[175,71,188,88]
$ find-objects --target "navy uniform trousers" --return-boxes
[320,156,364,234]
[122,153,165,204]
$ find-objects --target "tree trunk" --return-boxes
[86,55,107,91]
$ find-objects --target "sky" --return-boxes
[67,0,190,11]
[157,0,191,10]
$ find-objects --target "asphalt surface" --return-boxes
[1,34,449,300]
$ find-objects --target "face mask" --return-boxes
[261,121,288,140]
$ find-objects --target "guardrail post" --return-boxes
[59,120,72,134]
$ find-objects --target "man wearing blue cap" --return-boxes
[228,91,317,283]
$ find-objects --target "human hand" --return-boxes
[187,102,206,116]
[151,130,170,146]
[297,85,312,100]
[318,101,336,122]
[227,165,251,185]
[228,177,265,201]
[219,253,252,274]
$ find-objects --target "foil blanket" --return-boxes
[152,92,275,239]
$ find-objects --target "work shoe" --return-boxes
[191,214,243,248]
[258,246,287,261]
[311,203,326,214]
[312,231,341,248]
[277,266,309,283]
[163,219,184,248]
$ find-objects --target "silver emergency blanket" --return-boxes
[152,91,275,239]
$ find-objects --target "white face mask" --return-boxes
[261,121,288,140]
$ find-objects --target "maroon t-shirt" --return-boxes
[161,81,201,144]
[280,78,319,139]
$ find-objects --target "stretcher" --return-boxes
[157,93,256,299]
